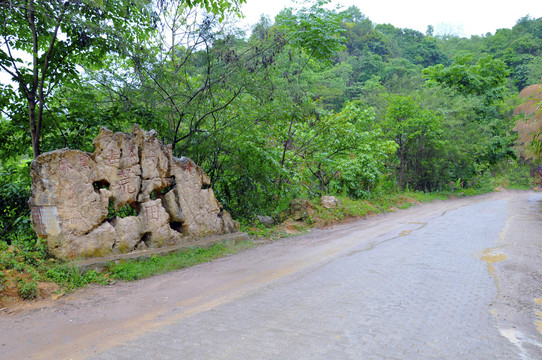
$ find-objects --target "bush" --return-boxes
[0,270,6,292]
[0,157,32,246]
[17,278,38,300]
[480,160,532,190]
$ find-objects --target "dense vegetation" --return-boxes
[0,0,541,296]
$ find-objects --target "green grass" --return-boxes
[46,265,109,291]
[105,241,255,281]
[240,222,277,238]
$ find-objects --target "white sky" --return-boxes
[240,0,542,37]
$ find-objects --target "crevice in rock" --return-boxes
[138,175,173,203]
[93,179,110,192]
[107,198,117,220]
[202,183,211,190]
[161,177,176,194]
[218,209,226,233]
[173,178,180,203]
[81,215,113,237]
[137,144,146,179]
[137,232,151,250]
[169,221,187,235]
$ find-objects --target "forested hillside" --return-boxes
[1,0,541,244]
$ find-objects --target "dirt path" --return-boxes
[1,191,541,359]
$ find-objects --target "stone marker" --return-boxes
[29,125,239,260]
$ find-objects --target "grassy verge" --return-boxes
[0,240,254,306]
[241,190,469,239]
[104,241,254,281]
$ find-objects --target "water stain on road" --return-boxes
[535,299,542,336]
[535,311,542,335]
[480,248,507,312]
[480,249,507,279]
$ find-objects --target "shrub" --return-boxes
[0,270,6,292]
[17,278,38,300]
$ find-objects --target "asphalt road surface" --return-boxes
[1,190,541,359]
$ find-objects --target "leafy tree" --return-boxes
[422,54,516,179]
[297,102,396,198]
[382,95,443,190]
[276,0,345,63]
[261,0,346,190]
[375,24,447,67]
[0,0,246,159]
[423,55,509,106]
[0,0,160,158]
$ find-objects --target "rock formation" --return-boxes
[28,125,239,260]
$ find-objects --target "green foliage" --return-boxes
[209,124,287,219]
[183,0,245,18]
[421,54,517,185]
[0,237,48,278]
[382,95,443,190]
[375,26,448,68]
[0,156,32,245]
[0,270,5,292]
[277,0,345,62]
[107,201,138,220]
[483,160,533,189]
[17,278,38,300]
[423,55,509,106]
[297,102,396,198]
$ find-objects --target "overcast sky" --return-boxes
[240,0,542,37]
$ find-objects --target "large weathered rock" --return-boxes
[163,156,238,237]
[29,125,239,260]
[321,195,339,209]
[256,215,274,227]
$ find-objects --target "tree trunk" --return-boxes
[398,148,406,190]
[28,0,41,158]
[29,97,40,158]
